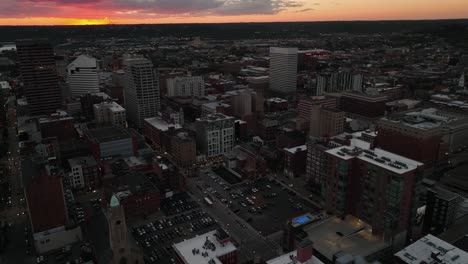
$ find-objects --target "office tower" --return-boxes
[93,101,127,127]
[269,47,298,95]
[195,113,235,157]
[315,72,363,95]
[67,55,100,97]
[247,76,268,114]
[16,39,62,115]
[423,187,462,234]
[123,58,160,128]
[166,76,205,97]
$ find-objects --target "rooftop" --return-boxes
[326,139,423,174]
[303,215,390,261]
[394,234,468,264]
[284,145,307,154]
[197,113,234,123]
[173,229,236,264]
[68,156,98,168]
[85,126,133,143]
[267,97,288,103]
[383,108,463,131]
[145,116,181,131]
[94,101,125,112]
[266,250,324,264]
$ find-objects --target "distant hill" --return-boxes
[0,19,467,43]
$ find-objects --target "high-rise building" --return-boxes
[269,47,298,95]
[247,76,268,114]
[324,139,424,239]
[306,139,341,195]
[166,76,205,97]
[423,187,462,235]
[93,101,127,127]
[67,55,100,97]
[16,39,62,115]
[123,58,160,128]
[195,113,235,157]
[315,72,363,95]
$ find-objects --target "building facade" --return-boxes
[167,76,205,97]
[324,140,424,240]
[170,132,197,168]
[16,39,62,116]
[423,187,463,235]
[123,58,160,128]
[309,106,345,138]
[195,113,235,157]
[67,55,100,97]
[340,93,388,119]
[67,156,100,191]
[269,47,298,95]
[93,101,127,127]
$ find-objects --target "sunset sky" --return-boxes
[0,0,467,26]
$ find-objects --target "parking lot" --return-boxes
[132,208,219,264]
[160,193,200,216]
[198,170,320,236]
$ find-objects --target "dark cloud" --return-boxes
[0,0,306,18]
[295,8,313,13]
[215,0,304,15]
[28,0,100,4]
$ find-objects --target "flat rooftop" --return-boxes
[68,155,97,168]
[197,113,234,123]
[173,229,236,264]
[395,234,468,264]
[144,116,181,131]
[303,215,390,262]
[326,139,423,174]
[94,101,125,112]
[266,250,324,264]
[284,145,307,154]
[85,126,132,143]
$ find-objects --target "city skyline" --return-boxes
[0,0,466,26]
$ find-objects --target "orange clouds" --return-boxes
[0,0,466,25]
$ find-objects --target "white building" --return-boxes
[395,234,468,264]
[93,101,127,127]
[67,156,99,189]
[167,76,205,97]
[67,55,100,97]
[173,229,237,264]
[269,47,298,95]
[195,113,235,157]
[123,58,160,128]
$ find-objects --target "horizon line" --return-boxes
[0,17,467,27]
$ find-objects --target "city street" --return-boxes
[0,95,35,263]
